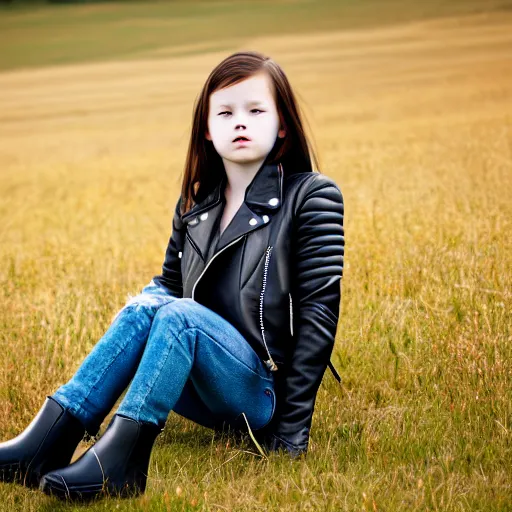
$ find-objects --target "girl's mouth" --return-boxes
[233,136,251,144]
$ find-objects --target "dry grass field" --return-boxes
[1,1,511,510]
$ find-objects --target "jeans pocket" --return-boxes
[257,386,276,430]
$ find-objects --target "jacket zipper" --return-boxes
[191,235,245,301]
[260,246,278,372]
[289,292,294,336]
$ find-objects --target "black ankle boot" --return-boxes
[39,414,163,501]
[0,396,86,488]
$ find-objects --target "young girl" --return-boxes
[0,50,345,501]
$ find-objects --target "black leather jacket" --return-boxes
[152,161,344,456]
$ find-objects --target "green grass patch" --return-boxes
[1,0,512,71]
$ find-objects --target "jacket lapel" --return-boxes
[182,161,284,262]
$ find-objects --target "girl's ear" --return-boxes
[278,127,286,138]
[205,131,212,141]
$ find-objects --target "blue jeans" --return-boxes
[51,280,276,437]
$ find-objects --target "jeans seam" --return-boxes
[80,335,139,414]
[78,303,154,415]
[192,327,272,381]
[131,326,195,420]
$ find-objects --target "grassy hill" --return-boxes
[1,0,511,71]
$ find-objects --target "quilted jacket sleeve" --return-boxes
[271,174,345,456]
[151,196,185,298]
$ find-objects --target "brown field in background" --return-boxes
[0,7,511,511]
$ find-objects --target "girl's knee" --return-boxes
[153,300,180,320]
[126,283,178,309]
[152,298,198,330]
[157,298,203,320]
[110,286,178,324]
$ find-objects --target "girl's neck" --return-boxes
[222,157,265,201]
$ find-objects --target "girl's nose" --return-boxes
[235,123,246,130]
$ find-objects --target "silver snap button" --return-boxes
[189,217,198,225]
[178,251,182,259]
[249,218,258,226]
[268,197,279,206]
[262,215,269,223]
[200,212,208,221]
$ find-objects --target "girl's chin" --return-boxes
[224,152,266,164]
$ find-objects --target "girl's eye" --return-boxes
[218,109,264,116]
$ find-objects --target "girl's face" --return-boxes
[206,71,285,166]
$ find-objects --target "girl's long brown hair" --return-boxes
[179,50,320,216]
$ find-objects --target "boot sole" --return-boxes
[39,474,144,501]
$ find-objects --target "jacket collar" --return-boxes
[181,160,283,221]
[182,160,284,259]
